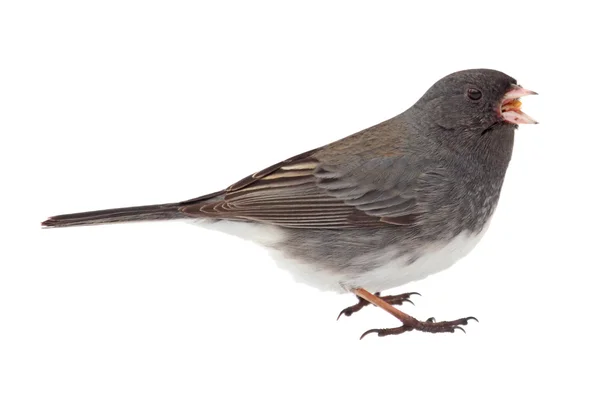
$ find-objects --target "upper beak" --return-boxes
[501,84,538,124]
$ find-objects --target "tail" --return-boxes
[41,202,186,228]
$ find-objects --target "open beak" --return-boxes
[501,84,538,124]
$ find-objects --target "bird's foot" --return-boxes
[360,315,478,339]
[337,292,420,320]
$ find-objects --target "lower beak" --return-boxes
[501,84,538,124]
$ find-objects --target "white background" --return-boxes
[2,1,599,396]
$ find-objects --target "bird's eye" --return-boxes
[467,88,482,101]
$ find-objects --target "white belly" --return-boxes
[344,224,490,292]
[190,219,491,293]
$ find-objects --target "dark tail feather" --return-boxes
[41,203,186,228]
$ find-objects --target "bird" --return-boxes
[42,68,537,338]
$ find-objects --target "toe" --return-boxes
[336,308,352,321]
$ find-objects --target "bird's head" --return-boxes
[414,68,537,134]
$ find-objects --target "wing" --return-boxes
[180,123,432,229]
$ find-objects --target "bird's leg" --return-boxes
[351,288,478,339]
[337,291,420,320]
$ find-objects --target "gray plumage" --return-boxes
[43,68,532,293]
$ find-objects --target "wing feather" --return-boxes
[181,140,429,228]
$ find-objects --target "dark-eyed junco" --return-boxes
[42,69,537,338]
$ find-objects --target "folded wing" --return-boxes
[180,144,428,229]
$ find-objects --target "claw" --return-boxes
[466,316,479,323]
[426,317,436,323]
[454,326,466,334]
[386,292,421,306]
[336,308,356,321]
[359,326,411,339]
[359,328,379,340]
